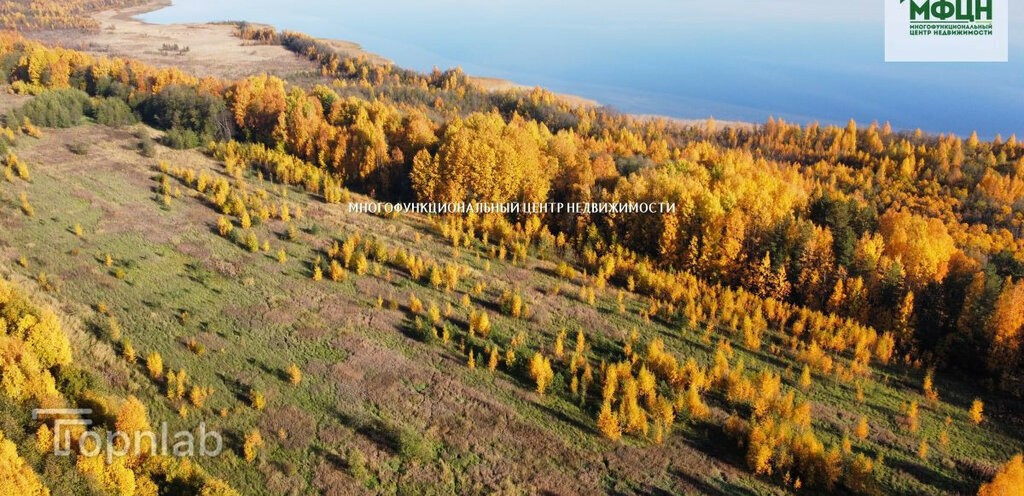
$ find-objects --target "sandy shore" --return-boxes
[32,0,315,79]
[35,0,748,128]
[468,76,599,109]
[633,114,756,131]
[68,1,602,108]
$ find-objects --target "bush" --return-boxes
[55,366,95,400]
[393,423,437,462]
[68,142,90,155]
[138,85,234,144]
[6,88,91,128]
[88,76,133,101]
[91,97,137,127]
[162,128,202,149]
[138,129,156,157]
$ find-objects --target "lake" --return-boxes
[139,0,1023,138]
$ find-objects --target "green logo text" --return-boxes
[907,0,992,22]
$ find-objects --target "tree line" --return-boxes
[1,29,1022,389]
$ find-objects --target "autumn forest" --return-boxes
[0,1,1023,495]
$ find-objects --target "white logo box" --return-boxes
[885,0,1008,62]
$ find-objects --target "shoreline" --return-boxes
[85,0,754,130]
[95,0,603,107]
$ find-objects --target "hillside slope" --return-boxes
[0,115,1021,495]
[0,3,1021,495]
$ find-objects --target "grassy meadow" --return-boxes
[1,107,1022,495]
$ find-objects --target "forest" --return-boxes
[15,27,1017,383]
[0,3,1022,495]
[0,0,146,31]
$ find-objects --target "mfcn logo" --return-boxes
[885,0,1008,62]
[905,0,992,22]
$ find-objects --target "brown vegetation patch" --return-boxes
[261,405,316,450]
[259,462,307,495]
[32,1,317,80]
[313,457,364,496]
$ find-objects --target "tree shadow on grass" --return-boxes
[310,444,347,470]
[669,468,731,496]
[890,457,974,495]
[215,371,250,403]
[331,406,400,456]
[536,401,597,437]
[250,357,289,383]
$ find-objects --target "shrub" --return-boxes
[91,97,138,127]
[855,416,869,440]
[189,386,210,408]
[217,216,233,236]
[199,479,239,496]
[68,142,90,155]
[597,401,622,440]
[799,365,812,390]
[244,231,259,252]
[122,338,136,363]
[408,293,424,314]
[248,389,266,411]
[243,429,263,463]
[138,129,156,157]
[20,117,41,137]
[146,352,163,380]
[528,352,554,395]
[19,192,33,216]
[35,424,53,454]
[329,260,345,281]
[162,127,203,149]
[138,85,234,144]
[286,364,301,385]
[55,367,93,400]
[6,88,91,128]
[89,75,134,101]
[469,309,491,337]
[970,399,984,424]
[907,401,920,432]
[488,347,499,371]
[394,423,437,462]
[346,447,370,482]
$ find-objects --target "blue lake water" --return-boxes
[139,0,1024,138]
